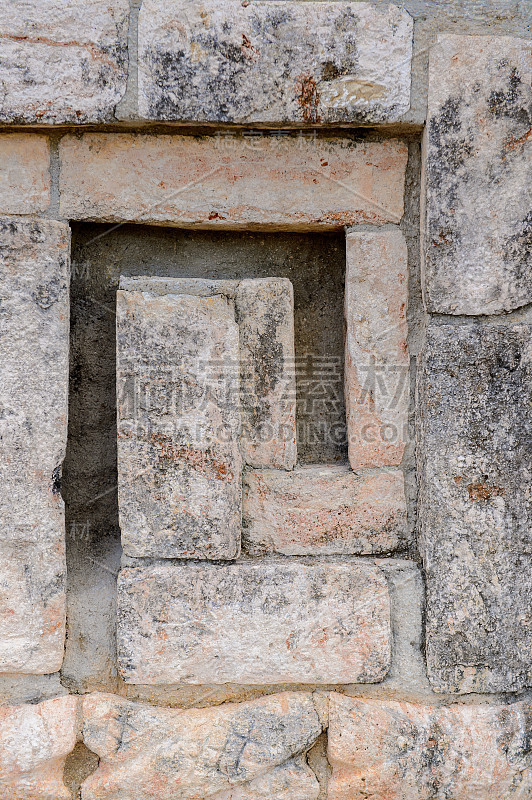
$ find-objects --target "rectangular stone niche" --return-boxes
[116,276,296,560]
[117,561,391,684]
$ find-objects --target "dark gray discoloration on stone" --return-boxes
[0,0,129,123]
[138,0,412,124]
[235,280,296,469]
[82,692,321,800]
[121,277,297,469]
[117,561,391,684]
[418,324,532,693]
[116,289,242,560]
[423,35,532,314]
[0,218,70,673]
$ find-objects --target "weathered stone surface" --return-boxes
[117,289,241,560]
[243,466,407,555]
[423,35,532,314]
[0,0,129,124]
[328,693,532,800]
[418,324,532,693]
[117,562,391,684]
[0,696,77,800]
[235,279,296,469]
[0,135,50,214]
[120,276,297,469]
[81,691,321,800]
[59,134,408,230]
[138,0,412,124]
[345,229,409,468]
[0,218,69,673]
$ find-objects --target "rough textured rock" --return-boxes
[423,35,532,314]
[117,289,242,560]
[328,693,532,800]
[59,134,408,230]
[0,218,69,673]
[418,324,532,693]
[243,466,407,555]
[81,692,321,800]
[0,135,50,214]
[120,276,297,469]
[0,696,77,800]
[117,561,391,684]
[0,0,129,123]
[235,279,296,469]
[138,0,412,124]
[345,229,409,468]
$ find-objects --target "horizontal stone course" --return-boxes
[0,217,70,673]
[418,323,532,693]
[0,135,50,214]
[423,34,532,314]
[345,228,409,468]
[0,696,77,800]
[59,134,408,230]
[117,561,391,684]
[138,0,413,124]
[328,693,532,799]
[0,0,129,123]
[243,466,407,555]
[81,691,321,800]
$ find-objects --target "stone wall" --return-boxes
[0,2,530,799]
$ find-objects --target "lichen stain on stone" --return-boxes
[467,483,506,501]
[503,210,532,283]
[319,76,387,107]
[295,73,321,123]
[151,432,234,482]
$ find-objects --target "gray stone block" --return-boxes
[116,289,242,560]
[0,217,70,673]
[423,35,532,314]
[117,561,391,684]
[138,0,413,124]
[418,323,532,693]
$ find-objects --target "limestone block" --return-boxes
[328,693,532,799]
[423,35,532,314]
[117,289,242,559]
[117,561,391,684]
[345,228,409,468]
[81,691,321,800]
[418,324,532,693]
[243,466,407,555]
[0,696,77,800]
[120,276,297,469]
[0,135,50,214]
[0,218,70,673]
[138,0,413,124]
[0,0,129,123]
[59,134,408,230]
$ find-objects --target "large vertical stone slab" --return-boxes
[236,279,296,469]
[138,0,412,124]
[0,135,50,214]
[243,466,407,555]
[418,324,532,693]
[117,561,391,684]
[0,0,129,124]
[59,134,408,229]
[120,277,297,469]
[0,218,69,674]
[345,228,409,468]
[328,693,532,800]
[0,696,77,800]
[81,692,321,800]
[423,35,532,314]
[117,289,242,559]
